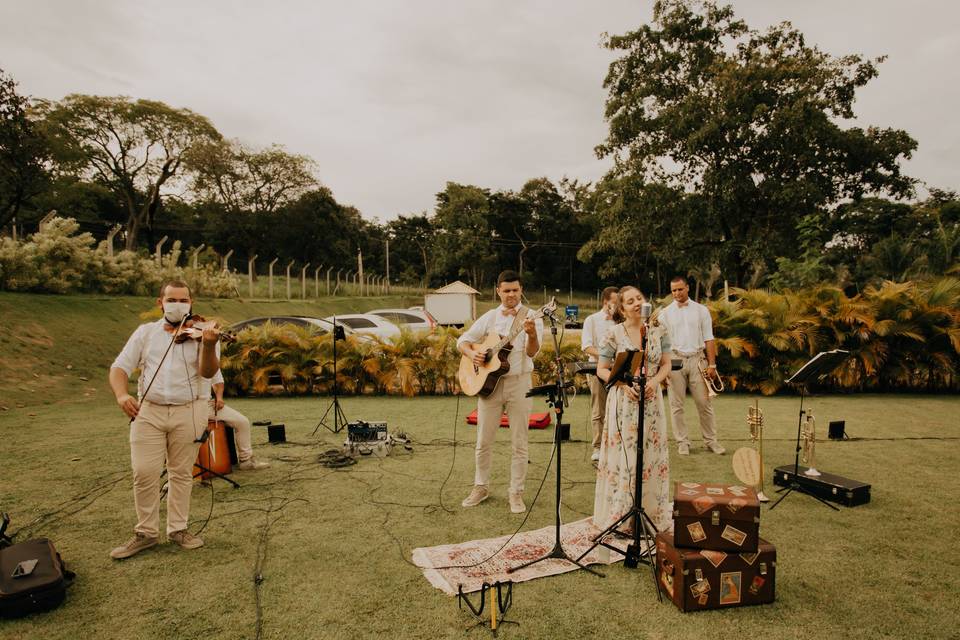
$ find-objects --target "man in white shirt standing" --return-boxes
[457,270,543,513]
[659,276,726,455]
[580,286,619,462]
[108,280,220,559]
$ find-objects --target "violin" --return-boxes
[171,314,237,344]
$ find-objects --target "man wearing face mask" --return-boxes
[581,286,620,463]
[108,280,220,559]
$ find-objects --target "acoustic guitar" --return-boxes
[457,299,557,397]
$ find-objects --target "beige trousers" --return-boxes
[667,353,718,446]
[588,374,608,450]
[130,399,206,537]
[207,401,253,462]
[474,374,532,494]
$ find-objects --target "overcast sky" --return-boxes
[1,1,957,221]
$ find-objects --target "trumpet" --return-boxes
[747,401,768,501]
[800,409,821,477]
[698,358,724,397]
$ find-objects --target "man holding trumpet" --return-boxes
[660,276,725,456]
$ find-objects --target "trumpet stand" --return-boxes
[747,401,769,502]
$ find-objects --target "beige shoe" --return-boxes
[110,533,158,560]
[461,485,489,508]
[706,441,726,455]
[238,457,270,470]
[590,450,601,462]
[509,492,526,514]
[169,529,204,550]
[678,442,690,455]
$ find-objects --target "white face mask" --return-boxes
[162,302,192,324]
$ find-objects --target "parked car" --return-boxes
[368,308,438,333]
[322,313,401,341]
[230,316,354,337]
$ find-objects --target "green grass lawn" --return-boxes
[1,392,958,639]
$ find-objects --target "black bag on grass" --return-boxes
[0,514,76,618]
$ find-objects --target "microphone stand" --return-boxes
[507,309,602,577]
[576,309,662,602]
[313,319,348,435]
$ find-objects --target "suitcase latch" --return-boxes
[711,511,720,526]
[695,568,704,581]
[759,562,767,576]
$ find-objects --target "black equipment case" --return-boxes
[773,465,871,507]
[0,536,75,618]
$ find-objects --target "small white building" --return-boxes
[425,280,479,327]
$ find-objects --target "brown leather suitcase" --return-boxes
[673,482,761,552]
[655,530,776,612]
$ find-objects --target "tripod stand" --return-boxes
[770,349,848,512]
[507,311,601,577]
[576,321,662,602]
[313,321,348,435]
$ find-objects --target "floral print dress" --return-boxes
[592,322,671,533]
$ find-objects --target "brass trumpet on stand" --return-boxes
[800,409,821,477]
[732,400,769,502]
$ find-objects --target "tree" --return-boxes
[37,95,221,250]
[0,68,50,230]
[187,139,318,214]
[431,183,499,288]
[385,214,435,284]
[596,0,917,285]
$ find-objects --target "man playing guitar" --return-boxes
[457,270,542,513]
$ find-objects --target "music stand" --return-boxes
[506,309,601,577]
[770,349,849,512]
[575,346,662,602]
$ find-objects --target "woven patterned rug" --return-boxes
[412,518,637,595]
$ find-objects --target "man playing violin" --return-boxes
[108,280,220,559]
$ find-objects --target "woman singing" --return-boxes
[593,285,672,533]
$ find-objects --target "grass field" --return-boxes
[2,393,959,639]
[1,293,958,639]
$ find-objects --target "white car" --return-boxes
[368,308,438,333]
[322,314,401,341]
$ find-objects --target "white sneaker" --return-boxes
[590,450,600,462]
[461,485,489,508]
[678,442,690,455]
[706,442,726,455]
[508,492,526,514]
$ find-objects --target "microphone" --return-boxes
[640,302,652,322]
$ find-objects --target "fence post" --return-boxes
[155,236,168,266]
[326,266,333,295]
[248,254,258,298]
[314,264,323,299]
[335,268,343,295]
[286,261,295,300]
[301,262,310,299]
[106,225,122,257]
[269,258,279,299]
[191,244,205,270]
[222,249,234,273]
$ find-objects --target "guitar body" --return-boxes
[458,333,514,397]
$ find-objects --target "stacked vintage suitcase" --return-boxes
[655,482,776,612]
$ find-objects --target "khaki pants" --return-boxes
[208,401,253,462]
[474,374,532,494]
[588,374,607,450]
[130,399,206,537]
[667,353,718,447]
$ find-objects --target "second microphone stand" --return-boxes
[507,310,601,577]
[575,316,662,602]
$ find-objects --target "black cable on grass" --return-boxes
[436,393,461,514]
[252,497,301,640]
[9,468,128,540]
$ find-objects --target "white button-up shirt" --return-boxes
[112,319,219,405]
[581,309,616,363]
[457,305,544,376]
[659,299,715,355]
